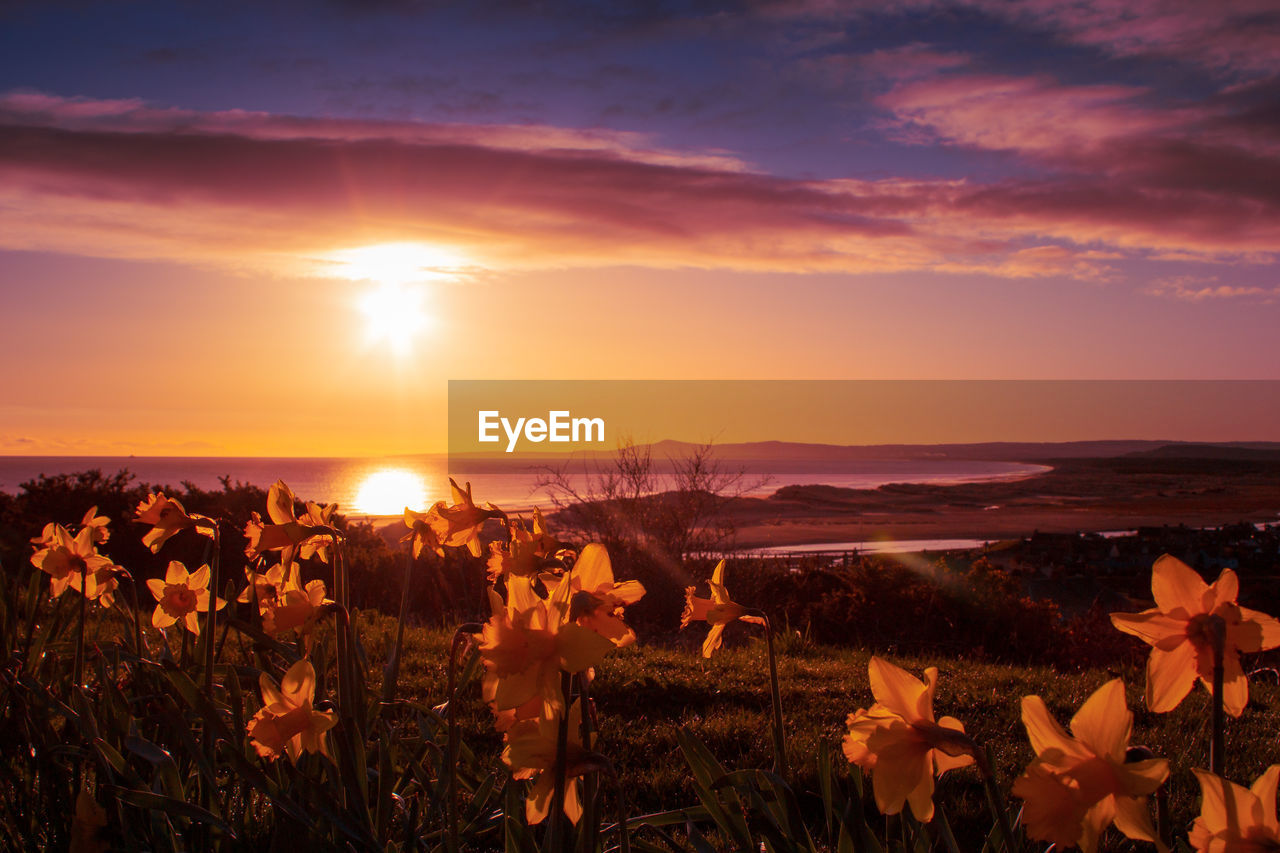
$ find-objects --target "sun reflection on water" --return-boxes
[352,469,429,516]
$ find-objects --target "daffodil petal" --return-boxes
[869,656,928,723]
[280,660,316,707]
[702,623,725,658]
[1069,679,1131,762]
[1236,607,1280,652]
[1251,765,1280,836]
[1221,651,1249,718]
[1079,795,1115,853]
[1207,568,1239,611]
[1119,757,1169,797]
[1021,695,1087,762]
[1151,554,1209,615]
[1112,795,1162,848]
[164,561,188,584]
[573,544,612,591]
[1146,640,1199,713]
[1192,767,1263,838]
[1110,609,1187,648]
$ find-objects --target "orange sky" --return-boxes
[3,3,1279,456]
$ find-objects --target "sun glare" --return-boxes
[322,242,469,355]
[353,469,428,516]
[328,242,467,284]
[359,283,428,354]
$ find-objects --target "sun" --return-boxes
[359,283,427,354]
[322,242,468,355]
[353,469,428,516]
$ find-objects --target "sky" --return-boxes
[1,0,1278,456]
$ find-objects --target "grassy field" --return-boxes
[361,612,1280,850]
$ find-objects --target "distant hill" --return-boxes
[453,439,1280,465]
[1122,443,1280,461]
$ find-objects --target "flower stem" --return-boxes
[74,572,87,690]
[445,623,481,853]
[382,546,413,706]
[1209,614,1226,776]
[975,746,1016,853]
[601,763,632,853]
[547,671,573,852]
[576,674,597,853]
[204,523,220,698]
[750,610,789,780]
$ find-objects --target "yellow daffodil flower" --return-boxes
[145,561,225,634]
[263,574,332,653]
[1111,554,1280,717]
[842,656,975,822]
[245,481,334,566]
[30,524,116,600]
[402,506,445,558]
[427,478,504,557]
[247,659,338,763]
[681,559,765,658]
[80,505,111,545]
[479,576,615,720]
[1189,765,1280,851]
[297,500,337,563]
[237,562,286,610]
[503,700,607,825]
[1012,679,1169,853]
[542,543,645,648]
[135,493,215,553]
[487,509,560,582]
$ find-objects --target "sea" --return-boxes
[0,455,1049,524]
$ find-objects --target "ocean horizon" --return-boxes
[0,454,1050,518]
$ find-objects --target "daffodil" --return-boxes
[135,492,214,553]
[297,500,337,563]
[1111,554,1280,717]
[488,509,560,581]
[263,574,332,652]
[246,659,338,763]
[427,478,504,557]
[245,481,333,566]
[30,524,116,600]
[237,562,286,610]
[1189,765,1280,852]
[402,507,444,558]
[1012,679,1168,853]
[681,559,765,658]
[543,543,645,648]
[503,700,607,824]
[145,561,225,634]
[478,575,615,720]
[842,656,975,822]
[80,505,111,545]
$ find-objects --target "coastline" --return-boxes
[723,455,1280,549]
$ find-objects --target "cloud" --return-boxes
[1145,276,1279,302]
[0,91,1275,282]
[993,0,1280,78]
[764,0,1280,78]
